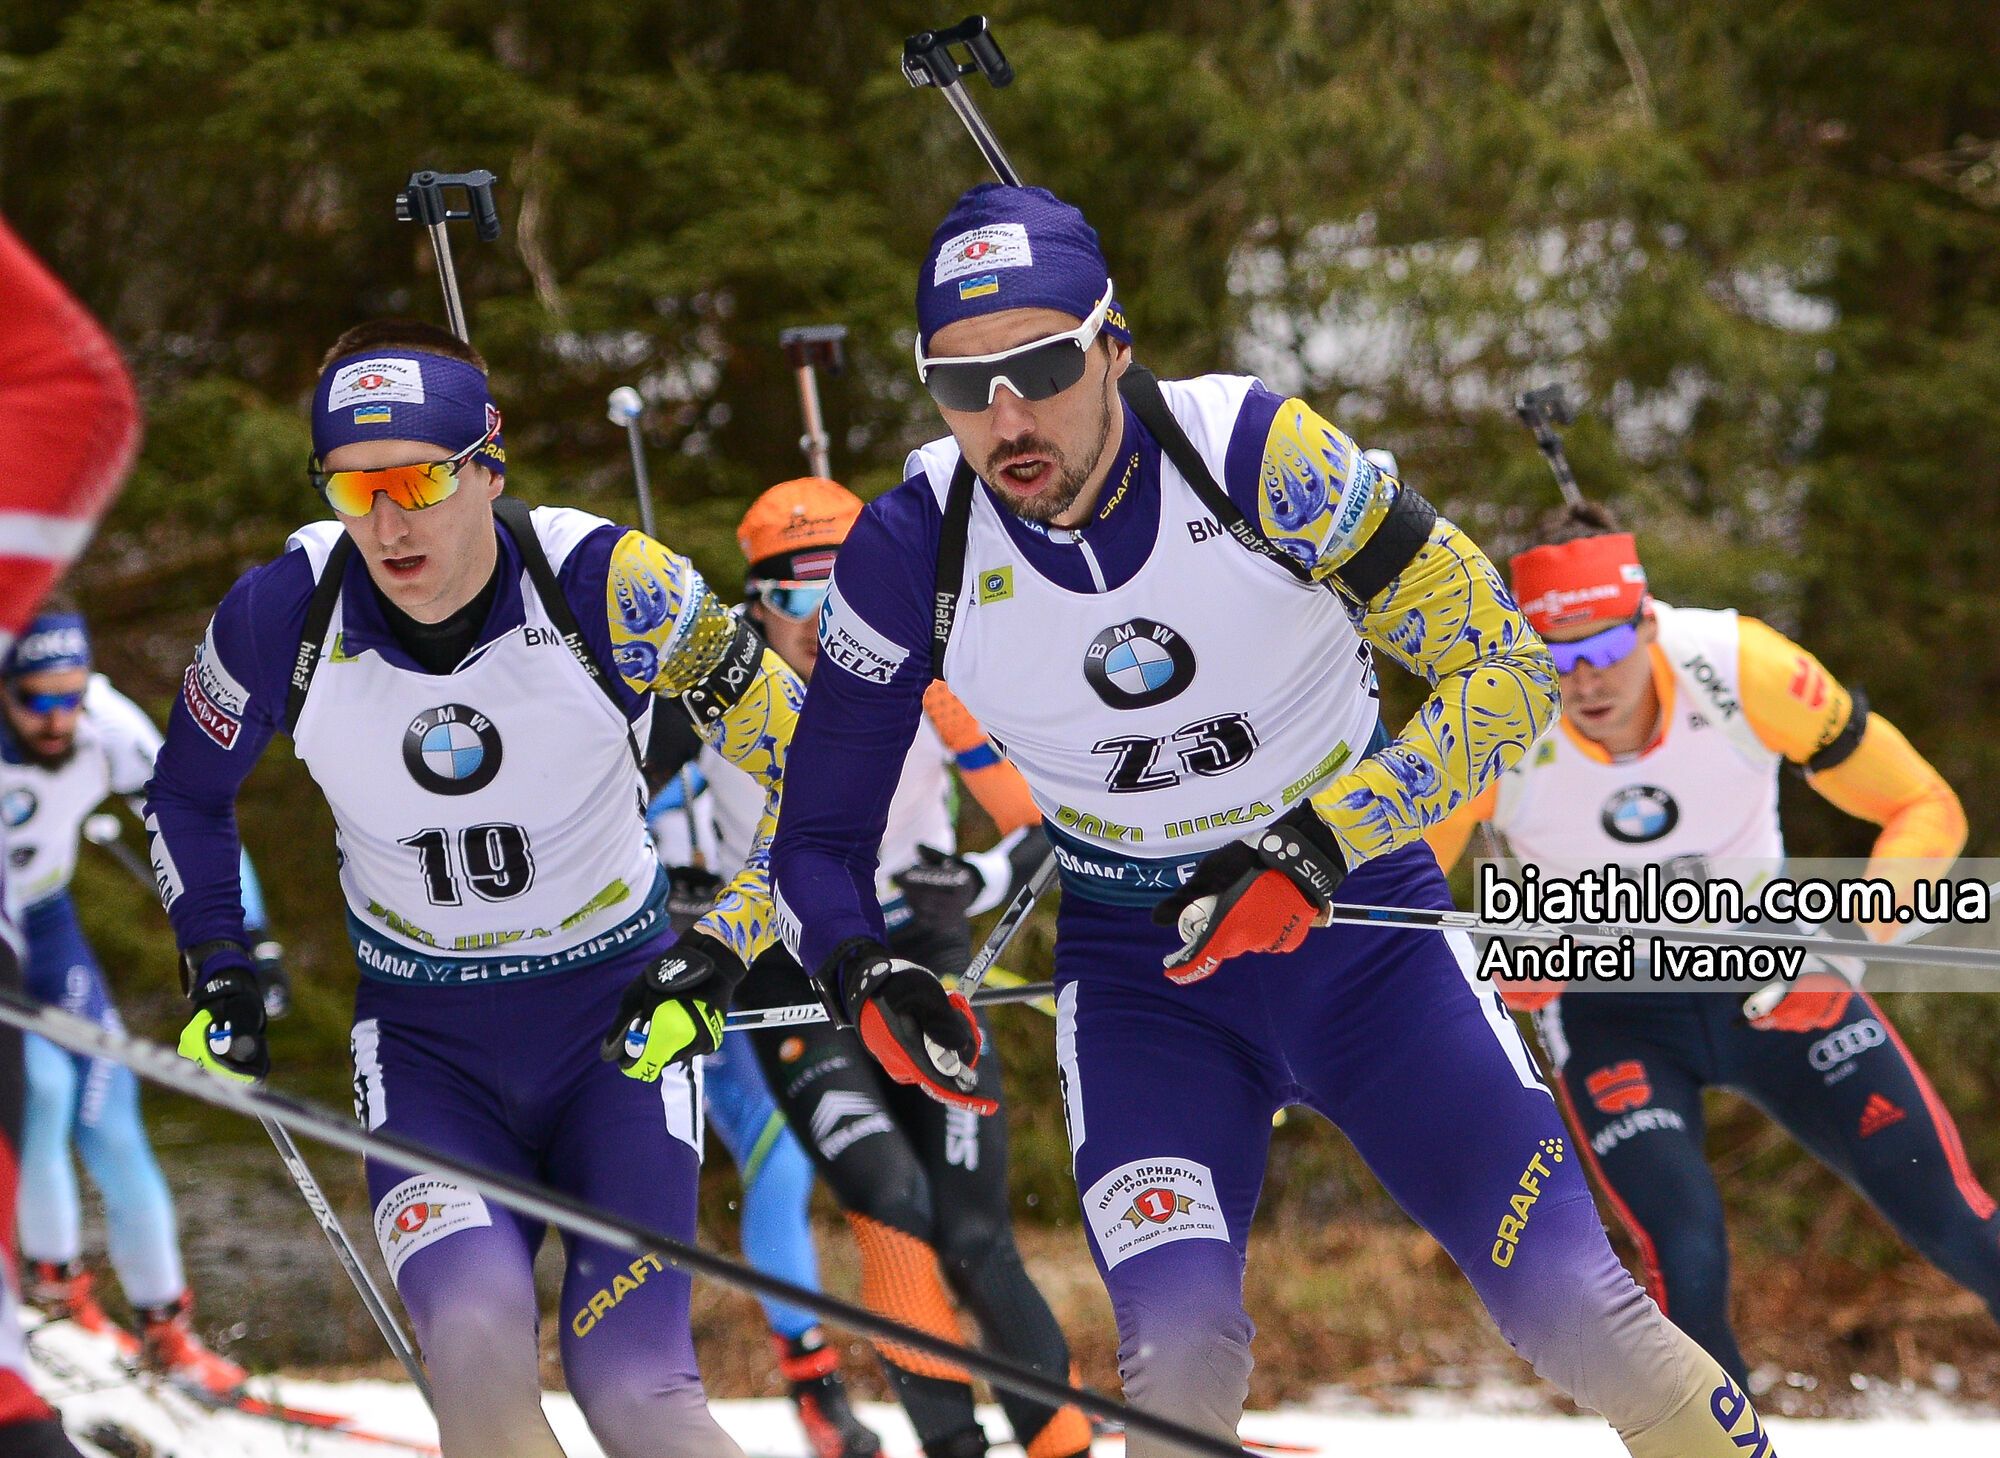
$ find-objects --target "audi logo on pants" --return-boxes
[1809,1018,1885,1072]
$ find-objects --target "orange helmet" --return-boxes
[736,477,864,580]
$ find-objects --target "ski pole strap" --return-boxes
[285,534,357,738]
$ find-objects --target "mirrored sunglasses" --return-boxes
[1548,615,1643,674]
[748,579,831,623]
[307,416,502,517]
[6,684,86,714]
[914,279,1115,412]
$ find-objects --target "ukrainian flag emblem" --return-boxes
[958,273,1000,300]
[976,567,1013,604]
[353,406,392,424]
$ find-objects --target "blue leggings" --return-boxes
[18,894,181,1308]
[703,1031,822,1340]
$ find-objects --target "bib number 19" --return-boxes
[399,823,536,905]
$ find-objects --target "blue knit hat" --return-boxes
[917,184,1131,355]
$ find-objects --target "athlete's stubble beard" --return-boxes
[13,738,76,771]
[982,380,1118,528]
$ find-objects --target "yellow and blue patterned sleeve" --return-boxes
[606,530,804,967]
[1253,399,1559,868]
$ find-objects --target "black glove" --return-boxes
[250,939,291,1020]
[664,865,725,935]
[891,845,985,924]
[601,929,745,1082]
[813,938,995,1113]
[1151,804,1347,984]
[177,964,270,1083]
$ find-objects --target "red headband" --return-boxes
[1509,533,1648,635]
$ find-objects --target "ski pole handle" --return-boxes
[607,386,658,538]
[903,18,1024,186]
[1513,383,1586,509]
[396,168,501,344]
[396,169,501,240]
[779,326,848,479]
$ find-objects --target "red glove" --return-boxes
[816,940,997,1114]
[1745,971,1854,1032]
[1152,806,1346,985]
[1494,976,1563,1014]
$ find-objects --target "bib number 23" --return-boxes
[1092,713,1258,794]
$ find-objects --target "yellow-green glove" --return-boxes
[177,967,268,1083]
[600,930,743,1082]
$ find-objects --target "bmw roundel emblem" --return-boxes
[1601,785,1679,844]
[1,788,37,827]
[402,705,503,796]
[1083,619,1196,710]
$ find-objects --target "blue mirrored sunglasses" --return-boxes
[748,579,831,623]
[1548,617,1642,674]
[6,685,86,714]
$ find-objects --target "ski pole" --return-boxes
[728,853,1059,1033]
[0,988,1252,1458]
[957,846,1057,1001]
[726,967,1057,1034]
[1513,383,1587,509]
[81,812,151,887]
[778,326,847,479]
[79,814,434,1408]
[394,169,501,345]
[903,17,1024,186]
[605,386,658,538]
[1299,896,2000,975]
[261,1115,435,1408]
[732,871,2000,1033]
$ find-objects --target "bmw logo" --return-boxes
[1601,785,1679,844]
[1,788,37,827]
[402,705,503,796]
[1083,619,1196,710]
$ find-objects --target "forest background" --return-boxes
[4,0,2000,1411]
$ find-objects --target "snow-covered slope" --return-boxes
[25,1315,2000,1457]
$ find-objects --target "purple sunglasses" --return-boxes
[1548,612,1645,674]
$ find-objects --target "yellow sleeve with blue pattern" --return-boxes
[606,530,803,966]
[1252,398,1559,868]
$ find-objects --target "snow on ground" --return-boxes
[25,1318,2000,1457]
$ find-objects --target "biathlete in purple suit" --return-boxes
[769,183,1781,1458]
[145,319,804,1458]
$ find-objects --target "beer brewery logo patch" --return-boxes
[403,704,503,796]
[1083,619,1196,710]
[1600,784,1679,844]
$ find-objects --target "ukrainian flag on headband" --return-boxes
[957,273,999,300]
[353,406,392,424]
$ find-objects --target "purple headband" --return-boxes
[917,184,1131,355]
[311,350,506,475]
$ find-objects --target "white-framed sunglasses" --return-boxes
[913,279,1116,411]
